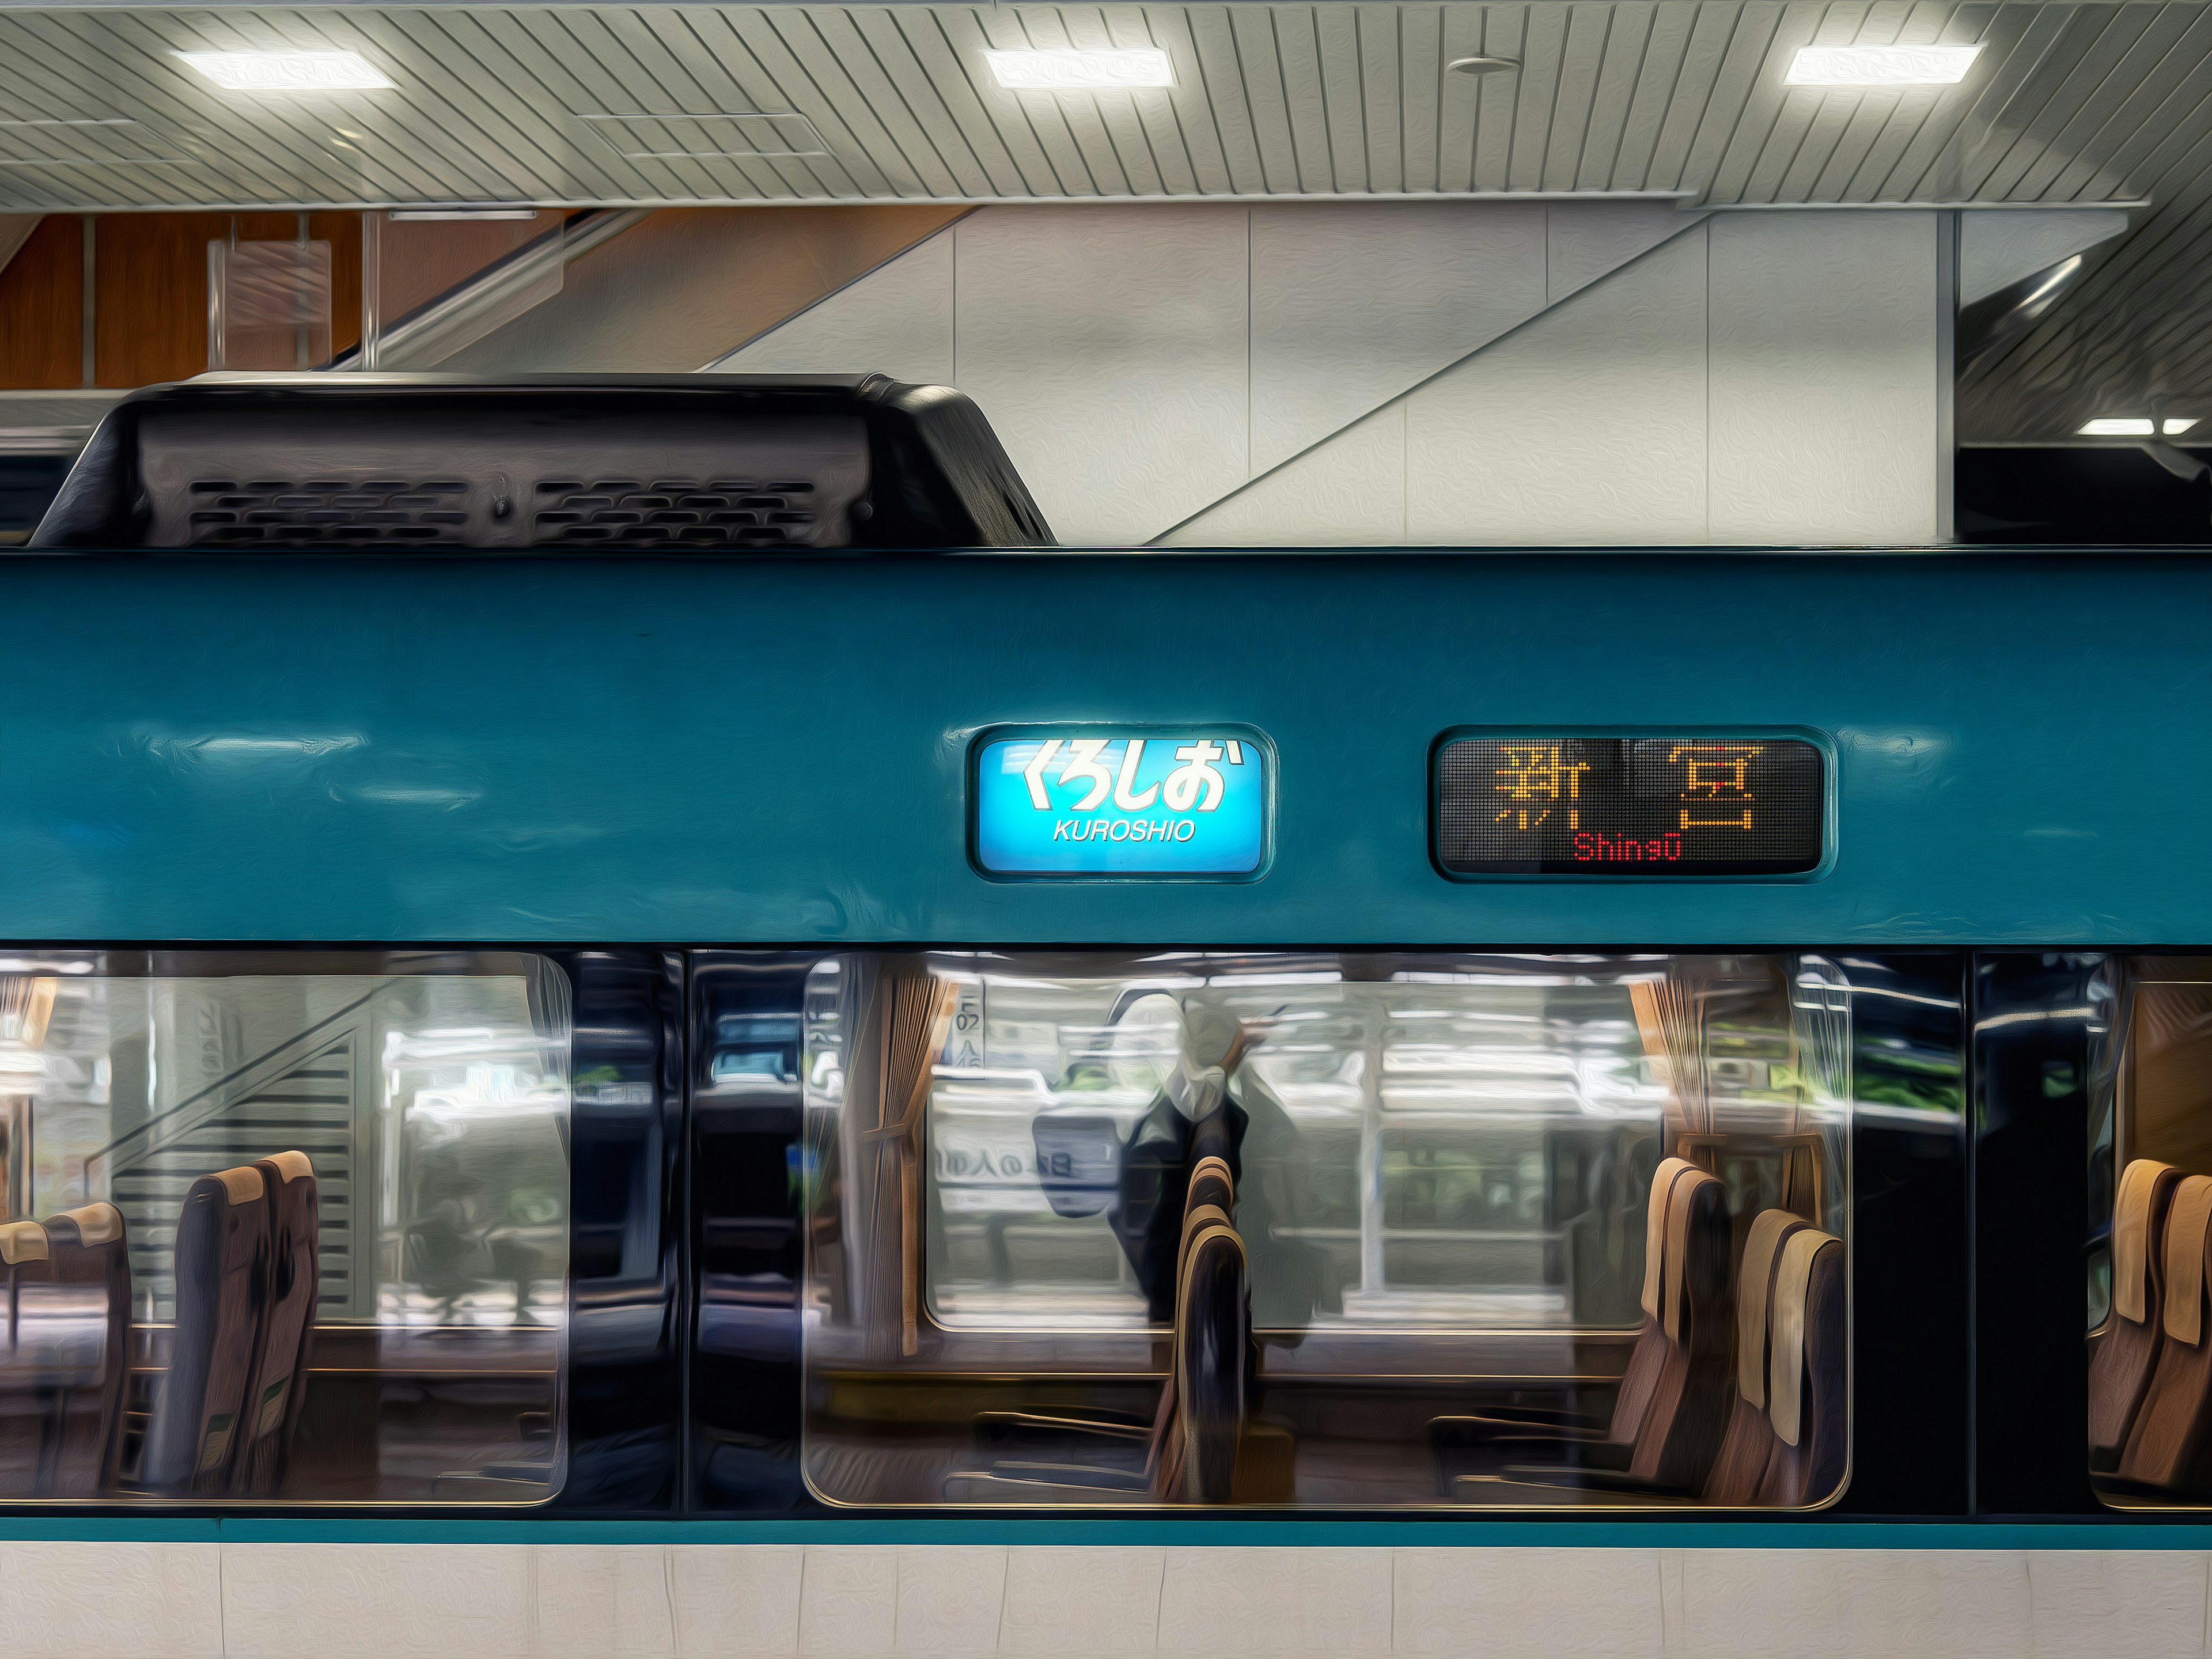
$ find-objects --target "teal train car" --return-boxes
[0,375,2200,1657]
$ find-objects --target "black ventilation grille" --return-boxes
[530,478,820,547]
[183,478,472,546]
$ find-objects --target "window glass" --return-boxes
[0,953,567,1503]
[802,950,1852,1509]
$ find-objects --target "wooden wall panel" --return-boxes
[312,213,363,359]
[93,212,226,388]
[0,211,371,389]
[0,217,82,388]
[378,214,547,323]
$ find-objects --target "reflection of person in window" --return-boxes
[1108,997,1260,1321]
[493,1188,563,1325]
[407,1163,487,1323]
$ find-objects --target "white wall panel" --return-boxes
[1247,201,1546,474]
[1671,1549,2033,1658]
[4,1542,2212,1657]
[1959,208,2130,306]
[1163,404,1405,545]
[0,1540,222,1658]
[669,1546,805,1658]
[1404,225,1709,544]
[1708,213,1939,544]
[1547,200,1702,304]
[713,229,955,383]
[950,205,1250,546]
[705,202,1938,547]
[1394,1547,1668,1657]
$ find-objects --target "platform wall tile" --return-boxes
[0,1540,222,1659]
[671,1544,805,1657]
[1393,1545,1665,1657]
[998,1545,1166,1654]
[221,1542,533,1658]
[800,1544,900,1657]
[1158,1546,1392,1657]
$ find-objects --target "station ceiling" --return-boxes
[1,0,2204,441]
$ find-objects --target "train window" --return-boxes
[0,953,568,1503]
[800,951,1852,1509]
[2088,957,2212,1508]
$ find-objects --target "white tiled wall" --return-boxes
[4,1541,2207,1659]
[1176,212,1946,546]
[1706,213,1940,546]
[718,201,1946,547]
[715,200,1689,546]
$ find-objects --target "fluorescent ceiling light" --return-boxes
[177,50,394,92]
[387,209,540,220]
[986,48,1173,90]
[2166,417,2199,436]
[1786,44,1981,86]
[2080,418,2154,437]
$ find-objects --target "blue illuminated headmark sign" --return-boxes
[972,728,1270,877]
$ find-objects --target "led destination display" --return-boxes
[1434,734,1826,877]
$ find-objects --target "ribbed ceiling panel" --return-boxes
[0,2,2186,212]
[0,1,2200,438]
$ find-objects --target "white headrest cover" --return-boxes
[1770,1228,1838,1447]
[2115,1158,2175,1324]
[1662,1166,1719,1344]
[213,1165,265,1206]
[2166,1176,2212,1346]
[1639,1157,1695,1320]
[1737,1210,1803,1408]
[0,1219,48,1265]
[54,1202,122,1246]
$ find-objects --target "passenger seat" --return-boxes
[1434,1156,1730,1493]
[144,1164,272,1494]
[1705,1209,1844,1505]
[2112,1174,2212,1496]
[232,1153,317,1497]
[944,1155,1256,1502]
[2091,1159,2181,1470]
[43,1203,132,1496]
[0,1219,49,1493]
[0,1207,134,1497]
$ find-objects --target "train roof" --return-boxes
[31,373,1054,552]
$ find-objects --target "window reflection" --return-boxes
[802,952,1854,1509]
[0,957,567,1503]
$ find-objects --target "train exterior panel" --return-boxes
[0,548,2196,1655]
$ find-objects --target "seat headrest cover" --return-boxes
[266,1150,315,1184]
[1180,1203,1231,1253]
[1662,1168,1719,1344]
[2166,1175,2212,1345]
[1639,1157,1696,1319]
[213,1165,266,1206]
[0,1219,48,1264]
[2115,1158,2179,1323]
[1737,1210,1805,1407]
[1769,1227,1839,1447]
[1188,1156,1234,1195]
[53,1202,123,1246]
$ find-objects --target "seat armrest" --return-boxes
[1433,1404,1605,1432]
[942,1461,1152,1500]
[1492,1462,1697,1498]
[2090,1472,2193,1505]
[1431,1417,1631,1492]
[1431,1414,1609,1448]
[976,1411,1153,1458]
